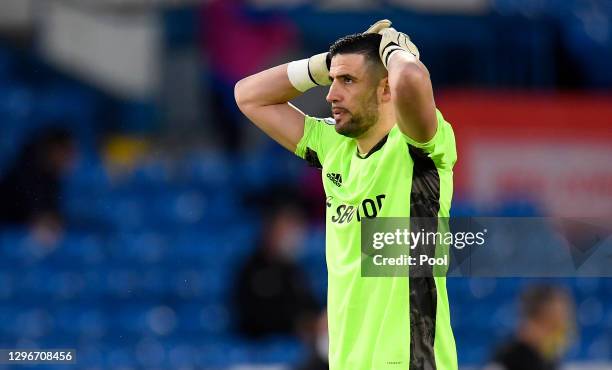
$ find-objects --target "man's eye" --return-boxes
[344,77,353,84]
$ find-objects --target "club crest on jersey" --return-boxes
[326,172,343,187]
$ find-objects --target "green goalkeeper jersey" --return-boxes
[295,110,458,370]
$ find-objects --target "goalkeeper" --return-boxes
[235,20,457,370]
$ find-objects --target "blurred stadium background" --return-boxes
[1,0,611,369]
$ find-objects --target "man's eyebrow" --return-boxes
[328,73,358,81]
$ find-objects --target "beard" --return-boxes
[334,92,379,138]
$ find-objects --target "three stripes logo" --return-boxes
[326,172,343,187]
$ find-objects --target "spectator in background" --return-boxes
[234,201,320,338]
[0,127,76,243]
[486,285,575,370]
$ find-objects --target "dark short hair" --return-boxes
[329,33,384,75]
[520,285,569,320]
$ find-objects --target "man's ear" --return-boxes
[379,76,391,103]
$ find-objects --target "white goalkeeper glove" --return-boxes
[287,19,392,92]
[363,19,392,34]
[378,27,420,69]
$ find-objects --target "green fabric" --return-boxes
[295,110,458,370]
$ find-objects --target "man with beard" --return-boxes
[235,20,457,370]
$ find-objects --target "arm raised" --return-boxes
[378,28,437,143]
[387,52,437,142]
[234,64,305,152]
[234,21,393,152]
[234,51,332,152]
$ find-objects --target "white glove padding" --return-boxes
[287,52,331,92]
[363,19,392,34]
[378,27,420,69]
[307,52,332,87]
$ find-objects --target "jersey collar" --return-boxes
[356,133,389,159]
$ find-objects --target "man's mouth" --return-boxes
[332,108,348,120]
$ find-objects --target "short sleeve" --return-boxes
[295,115,342,169]
[401,109,457,170]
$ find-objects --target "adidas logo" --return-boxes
[326,172,343,187]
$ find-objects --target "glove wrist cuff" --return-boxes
[287,52,330,92]
[381,45,403,68]
[308,52,331,86]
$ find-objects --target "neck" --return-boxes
[518,322,547,356]
[356,113,394,155]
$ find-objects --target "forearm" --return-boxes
[233,56,328,152]
[387,51,430,97]
[235,50,330,109]
[234,64,302,109]
[387,51,437,142]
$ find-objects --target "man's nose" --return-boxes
[326,82,341,104]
